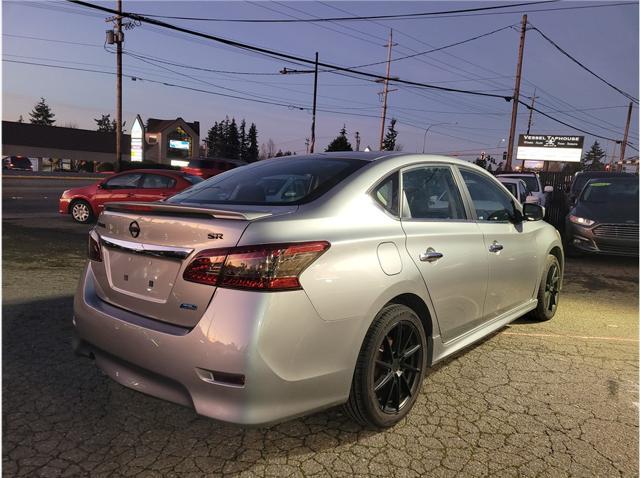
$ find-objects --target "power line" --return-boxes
[126,1,557,23]
[66,0,513,101]
[530,24,638,104]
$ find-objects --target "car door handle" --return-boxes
[489,241,504,253]
[419,249,443,262]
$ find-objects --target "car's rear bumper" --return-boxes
[59,198,70,214]
[73,262,361,425]
[565,221,639,256]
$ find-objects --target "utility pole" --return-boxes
[355,131,361,151]
[619,102,633,169]
[506,14,528,172]
[310,52,319,153]
[116,0,123,172]
[526,88,537,135]
[280,52,319,154]
[304,138,310,154]
[379,29,397,150]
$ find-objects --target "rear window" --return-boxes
[167,157,368,206]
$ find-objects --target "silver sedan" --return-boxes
[73,152,563,428]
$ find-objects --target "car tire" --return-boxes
[529,255,561,322]
[70,200,94,224]
[344,304,427,428]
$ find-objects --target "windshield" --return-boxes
[581,179,639,203]
[167,157,368,206]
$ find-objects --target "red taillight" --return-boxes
[183,241,330,291]
[88,234,102,262]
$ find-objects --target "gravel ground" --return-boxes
[3,214,638,477]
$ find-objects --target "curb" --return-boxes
[3,175,103,181]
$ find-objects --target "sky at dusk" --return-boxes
[2,1,639,162]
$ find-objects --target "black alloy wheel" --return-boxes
[530,254,561,321]
[373,320,423,414]
[345,304,427,428]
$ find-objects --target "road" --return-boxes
[3,176,638,477]
[3,176,100,218]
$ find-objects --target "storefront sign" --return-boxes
[517,134,584,163]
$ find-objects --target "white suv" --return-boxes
[497,172,552,207]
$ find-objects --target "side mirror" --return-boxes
[97,182,105,189]
[523,203,544,221]
[543,185,553,193]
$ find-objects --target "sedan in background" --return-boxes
[566,177,638,256]
[73,153,563,428]
[59,169,202,223]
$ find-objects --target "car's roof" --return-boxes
[497,172,538,177]
[118,169,185,175]
[291,151,483,168]
[497,177,525,184]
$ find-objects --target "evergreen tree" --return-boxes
[95,114,114,132]
[17,115,24,123]
[29,97,55,126]
[227,118,240,159]
[583,140,606,171]
[325,125,353,152]
[239,119,248,162]
[382,118,398,151]
[247,123,259,162]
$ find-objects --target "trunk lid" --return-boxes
[91,202,295,328]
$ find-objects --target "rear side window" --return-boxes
[167,157,368,205]
[373,173,399,216]
[402,167,466,220]
[141,174,176,189]
[461,169,515,221]
[104,173,142,189]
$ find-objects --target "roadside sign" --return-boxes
[517,134,584,162]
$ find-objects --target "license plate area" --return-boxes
[104,249,181,303]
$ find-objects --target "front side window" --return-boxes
[402,166,466,220]
[167,157,368,205]
[104,173,142,189]
[141,174,176,189]
[461,169,516,221]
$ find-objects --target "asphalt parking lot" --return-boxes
[3,177,638,477]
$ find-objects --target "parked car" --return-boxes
[182,158,245,179]
[568,170,633,204]
[497,177,532,205]
[59,169,203,223]
[565,176,638,256]
[3,156,33,171]
[73,153,563,427]
[497,172,552,207]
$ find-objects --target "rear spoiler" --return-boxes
[104,202,272,221]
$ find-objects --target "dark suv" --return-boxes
[566,177,638,256]
[3,156,33,171]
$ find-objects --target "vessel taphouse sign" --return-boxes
[517,134,584,162]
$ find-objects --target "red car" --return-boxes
[59,169,202,223]
[181,158,243,179]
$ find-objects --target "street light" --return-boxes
[422,122,457,153]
